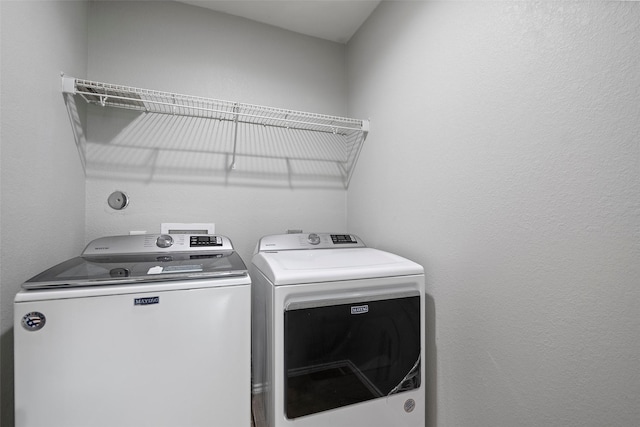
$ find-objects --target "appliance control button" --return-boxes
[156,234,174,248]
[307,233,321,245]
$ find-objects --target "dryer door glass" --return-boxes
[284,294,420,419]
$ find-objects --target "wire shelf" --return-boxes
[67,77,366,135]
[61,75,368,187]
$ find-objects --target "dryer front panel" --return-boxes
[284,294,420,419]
[268,275,425,427]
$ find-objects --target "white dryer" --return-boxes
[14,234,251,427]
[250,233,425,427]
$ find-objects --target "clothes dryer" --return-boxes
[250,233,425,427]
[14,234,251,427]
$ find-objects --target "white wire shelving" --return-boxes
[61,75,369,187]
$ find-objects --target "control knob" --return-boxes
[156,234,174,248]
[307,233,321,245]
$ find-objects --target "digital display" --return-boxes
[190,236,222,247]
[331,234,357,244]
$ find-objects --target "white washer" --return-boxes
[14,234,251,427]
[250,233,425,427]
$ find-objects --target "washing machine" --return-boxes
[250,233,425,427]
[14,234,251,427]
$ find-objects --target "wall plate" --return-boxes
[107,191,129,210]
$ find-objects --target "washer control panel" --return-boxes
[257,233,365,251]
[83,234,233,256]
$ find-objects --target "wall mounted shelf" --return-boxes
[61,75,369,188]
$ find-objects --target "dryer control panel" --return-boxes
[256,233,365,252]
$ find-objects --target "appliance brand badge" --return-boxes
[134,296,159,306]
[22,312,46,331]
[350,304,369,315]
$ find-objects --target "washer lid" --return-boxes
[22,250,247,290]
[251,247,423,285]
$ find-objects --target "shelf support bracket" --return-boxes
[230,103,240,170]
[61,74,76,94]
[60,74,86,172]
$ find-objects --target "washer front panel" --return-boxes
[14,281,251,427]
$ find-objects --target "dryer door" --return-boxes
[284,293,421,419]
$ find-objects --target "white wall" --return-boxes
[0,1,88,425]
[347,2,640,426]
[84,1,350,263]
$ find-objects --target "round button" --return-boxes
[404,399,416,413]
[156,234,174,248]
[307,233,321,245]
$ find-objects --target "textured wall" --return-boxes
[347,2,640,426]
[0,1,88,425]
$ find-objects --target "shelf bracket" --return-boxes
[230,103,240,170]
[60,73,86,172]
[61,74,76,94]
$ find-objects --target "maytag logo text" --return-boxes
[134,296,159,306]
[350,305,369,315]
